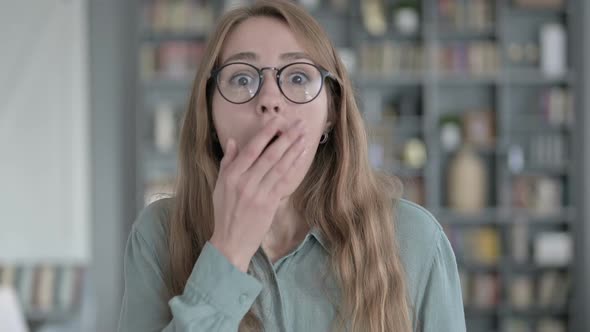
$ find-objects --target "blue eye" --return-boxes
[288,73,309,85]
[230,74,254,87]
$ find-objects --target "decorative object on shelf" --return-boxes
[393,1,420,35]
[534,232,572,267]
[463,110,495,149]
[508,144,526,173]
[402,138,427,169]
[361,0,387,36]
[448,145,488,213]
[469,227,501,265]
[540,23,567,77]
[440,116,462,152]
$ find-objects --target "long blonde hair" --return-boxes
[169,1,412,331]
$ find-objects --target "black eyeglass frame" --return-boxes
[210,61,338,105]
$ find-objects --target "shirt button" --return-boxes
[239,293,248,305]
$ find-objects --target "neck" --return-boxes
[261,197,310,263]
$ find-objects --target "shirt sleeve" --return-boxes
[118,222,263,332]
[416,231,466,332]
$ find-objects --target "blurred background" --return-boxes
[0,0,589,331]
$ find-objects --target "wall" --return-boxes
[88,0,137,330]
[0,1,90,263]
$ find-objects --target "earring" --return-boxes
[319,132,329,144]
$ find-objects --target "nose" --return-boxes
[256,69,283,114]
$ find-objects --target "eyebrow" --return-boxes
[222,52,312,64]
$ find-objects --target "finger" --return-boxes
[259,132,307,192]
[247,120,305,192]
[219,138,237,174]
[229,117,295,175]
[267,141,308,198]
[242,118,305,187]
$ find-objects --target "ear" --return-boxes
[325,121,332,132]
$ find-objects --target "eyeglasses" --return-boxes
[211,62,336,104]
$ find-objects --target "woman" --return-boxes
[118,1,466,331]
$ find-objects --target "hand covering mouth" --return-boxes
[263,131,281,153]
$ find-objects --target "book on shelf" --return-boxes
[502,318,531,332]
[146,0,215,35]
[510,275,534,309]
[537,318,566,332]
[437,0,494,32]
[437,41,498,76]
[537,271,570,308]
[33,265,56,312]
[511,222,530,264]
[0,265,85,316]
[471,273,500,308]
[359,41,424,77]
[511,175,563,215]
[541,87,573,127]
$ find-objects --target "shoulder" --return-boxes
[393,199,453,299]
[129,197,175,257]
[393,199,444,260]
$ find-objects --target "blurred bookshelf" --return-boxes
[0,265,86,331]
[135,0,581,331]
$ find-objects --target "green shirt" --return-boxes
[118,198,466,332]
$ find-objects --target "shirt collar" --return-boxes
[309,227,329,252]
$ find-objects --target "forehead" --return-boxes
[219,16,307,64]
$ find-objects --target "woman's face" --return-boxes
[212,17,331,194]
